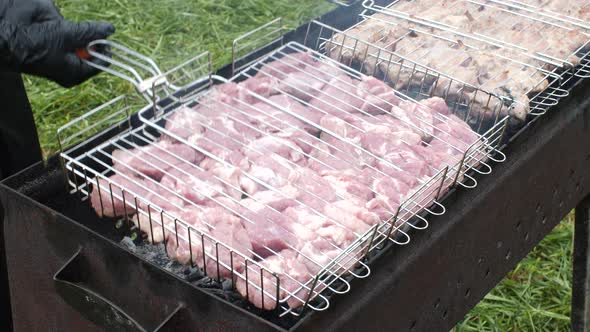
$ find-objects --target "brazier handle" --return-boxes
[53,246,187,332]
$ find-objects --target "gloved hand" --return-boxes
[0,0,63,25]
[0,0,115,87]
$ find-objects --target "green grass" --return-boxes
[25,1,575,331]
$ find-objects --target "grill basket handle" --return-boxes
[82,40,167,102]
[53,247,187,332]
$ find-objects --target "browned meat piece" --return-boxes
[327,0,589,120]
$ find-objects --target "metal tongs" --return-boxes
[77,40,179,103]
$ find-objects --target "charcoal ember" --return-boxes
[119,236,137,251]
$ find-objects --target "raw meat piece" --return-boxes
[373,159,419,188]
[205,82,245,105]
[284,206,366,274]
[289,168,339,210]
[370,177,410,215]
[239,198,297,257]
[239,175,259,196]
[266,95,323,132]
[307,134,375,174]
[275,128,317,154]
[242,136,306,166]
[163,107,207,142]
[323,200,379,235]
[334,112,424,153]
[193,99,248,119]
[322,134,376,170]
[356,76,401,115]
[431,114,486,170]
[360,129,421,156]
[437,114,479,146]
[209,165,244,200]
[321,169,374,202]
[166,207,253,279]
[238,75,279,100]
[200,113,260,151]
[144,179,186,212]
[246,96,319,135]
[202,196,241,213]
[235,249,316,310]
[366,197,397,222]
[247,153,296,192]
[248,186,299,212]
[112,141,203,180]
[199,149,256,197]
[198,145,249,170]
[160,164,227,205]
[90,174,155,218]
[166,209,212,264]
[276,57,348,105]
[309,75,364,116]
[206,209,254,278]
[282,206,356,251]
[278,70,326,102]
[307,140,343,173]
[303,59,345,81]
[256,52,315,80]
[298,237,358,277]
[421,96,450,116]
[132,204,184,244]
[377,145,431,181]
[238,185,298,257]
[391,101,435,142]
[128,177,187,244]
[282,206,332,236]
[365,113,413,132]
[319,114,363,139]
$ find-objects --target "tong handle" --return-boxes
[76,48,91,60]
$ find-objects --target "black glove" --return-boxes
[0,0,115,87]
[0,0,63,25]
